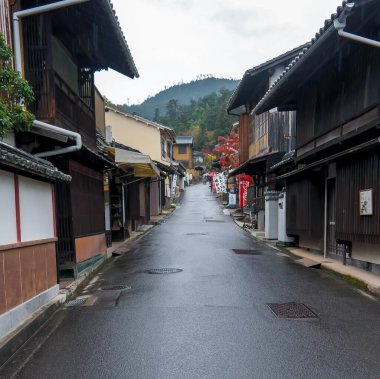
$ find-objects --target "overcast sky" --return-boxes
[95,0,340,106]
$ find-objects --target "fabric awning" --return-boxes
[106,147,160,178]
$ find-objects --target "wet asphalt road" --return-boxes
[8,184,380,379]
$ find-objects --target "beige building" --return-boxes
[105,107,175,167]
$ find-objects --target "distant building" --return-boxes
[173,136,194,170]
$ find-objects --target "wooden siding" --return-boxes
[23,14,97,148]
[336,150,380,244]
[0,0,11,46]
[238,113,249,163]
[0,242,57,315]
[286,172,324,248]
[296,9,380,149]
[69,161,105,238]
[249,111,296,158]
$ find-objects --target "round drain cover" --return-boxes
[146,268,183,274]
[101,285,131,291]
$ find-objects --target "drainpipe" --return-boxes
[334,2,380,49]
[13,0,89,157]
[33,120,82,158]
[13,0,90,74]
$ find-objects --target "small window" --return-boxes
[161,138,166,157]
[178,145,186,154]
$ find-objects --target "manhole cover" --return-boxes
[232,249,264,255]
[267,302,318,319]
[146,268,183,274]
[205,220,226,223]
[101,285,131,291]
[186,233,208,235]
[65,298,87,307]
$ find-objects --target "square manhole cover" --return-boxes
[232,249,264,255]
[186,233,208,236]
[267,302,318,319]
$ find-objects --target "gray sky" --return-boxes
[95,0,340,106]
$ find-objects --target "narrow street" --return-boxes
[7,184,380,379]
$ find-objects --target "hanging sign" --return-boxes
[359,189,373,216]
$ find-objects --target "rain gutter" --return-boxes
[334,2,380,49]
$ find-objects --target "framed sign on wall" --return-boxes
[359,189,373,216]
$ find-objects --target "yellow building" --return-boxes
[173,136,194,175]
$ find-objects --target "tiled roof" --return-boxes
[104,0,139,78]
[106,107,175,139]
[0,141,71,181]
[175,136,193,144]
[253,1,354,114]
[227,43,308,112]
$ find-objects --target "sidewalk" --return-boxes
[0,207,176,369]
[229,210,380,297]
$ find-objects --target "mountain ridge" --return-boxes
[122,77,239,120]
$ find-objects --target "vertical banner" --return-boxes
[171,174,178,199]
[214,173,227,194]
[238,174,252,208]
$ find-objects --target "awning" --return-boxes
[106,147,160,178]
[228,152,281,177]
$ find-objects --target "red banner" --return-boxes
[238,174,252,208]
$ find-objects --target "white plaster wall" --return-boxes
[352,242,380,264]
[0,170,17,244]
[19,177,54,241]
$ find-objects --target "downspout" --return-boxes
[13,0,89,157]
[33,120,82,158]
[334,2,380,49]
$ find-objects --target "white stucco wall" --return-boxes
[19,176,54,241]
[0,170,17,244]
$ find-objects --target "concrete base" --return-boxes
[0,284,60,343]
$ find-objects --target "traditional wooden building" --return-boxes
[255,0,380,272]
[0,141,70,340]
[9,0,138,278]
[226,45,304,235]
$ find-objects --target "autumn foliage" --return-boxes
[213,131,239,170]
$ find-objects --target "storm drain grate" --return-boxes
[146,268,183,274]
[101,285,131,291]
[65,298,87,307]
[186,233,208,236]
[267,302,318,319]
[205,220,226,223]
[232,249,264,255]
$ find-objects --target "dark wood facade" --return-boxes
[255,0,380,267]
[13,0,137,277]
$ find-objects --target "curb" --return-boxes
[228,211,380,297]
[0,296,63,369]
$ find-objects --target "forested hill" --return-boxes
[123,77,239,120]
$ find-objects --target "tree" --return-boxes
[213,131,239,170]
[0,33,34,138]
